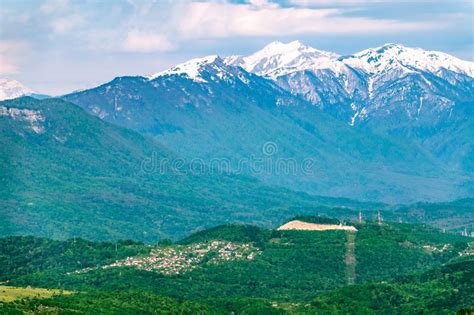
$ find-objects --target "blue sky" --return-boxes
[1,0,473,95]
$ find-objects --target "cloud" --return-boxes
[51,14,85,34]
[175,1,438,38]
[40,0,71,15]
[247,0,278,8]
[288,0,452,5]
[0,41,28,75]
[5,0,440,56]
[122,31,176,53]
[39,0,86,35]
[289,0,382,5]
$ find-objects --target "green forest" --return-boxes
[1,220,472,314]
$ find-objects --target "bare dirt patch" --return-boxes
[277,220,357,232]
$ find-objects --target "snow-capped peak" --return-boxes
[225,40,340,79]
[256,40,333,57]
[343,43,474,77]
[0,78,34,101]
[149,55,221,82]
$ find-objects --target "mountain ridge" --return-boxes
[62,42,473,202]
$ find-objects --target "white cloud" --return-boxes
[122,31,176,53]
[51,14,85,34]
[289,0,400,6]
[247,0,278,8]
[175,2,438,38]
[39,0,86,35]
[0,41,28,75]
[40,0,71,15]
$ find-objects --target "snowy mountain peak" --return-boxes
[0,78,34,101]
[345,44,474,77]
[258,40,330,56]
[374,42,405,51]
[225,40,339,79]
[149,55,222,82]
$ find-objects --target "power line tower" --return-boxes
[358,211,363,223]
[377,210,382,225]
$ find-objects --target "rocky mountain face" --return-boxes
[62,46,473,203]
[226,41,474,181]
[227,41,473,127]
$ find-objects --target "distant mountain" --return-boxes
[62,55,465,203]
[0,97,374,242]
[225,40,339,79]
[226,41,474,184]
[0,79,34,101]
[227,41,473,127]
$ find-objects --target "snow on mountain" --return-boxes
[227,41,474,81]
[62,41,474,202]
[343,43,474,78]
[149,55,220,82]
[147,54,257,89]
[225,40,339,79]
[225,41,474,128]
[0,79,34,101]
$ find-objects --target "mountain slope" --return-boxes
[225,40,339,79]
[1,97,373,242]
[227,41,473,127]
[226,41,474,183]
[62,56,463,203]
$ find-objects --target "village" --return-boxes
[71,241,261,276]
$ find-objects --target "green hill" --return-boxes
[307,258,474,314]
[2,222,470,304]
[390,198,474,234]
[1,97,378,242]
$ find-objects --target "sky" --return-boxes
[0,0,473,95]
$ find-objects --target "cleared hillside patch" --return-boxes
[0,285,72,302]
[278,220,357,232]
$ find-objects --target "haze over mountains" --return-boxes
[60,41,473,203]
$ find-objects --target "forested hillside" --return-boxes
[1,97,377,242]
[1,221,471,313]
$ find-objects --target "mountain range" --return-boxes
[1,41,473,240]
[61,41,474,203]
[226,41,473,127]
